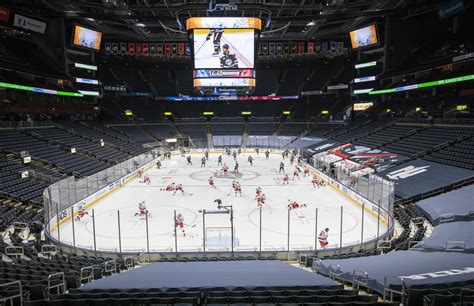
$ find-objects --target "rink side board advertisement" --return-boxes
[47,155,162,243]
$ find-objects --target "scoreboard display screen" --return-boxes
[349,24,378,49]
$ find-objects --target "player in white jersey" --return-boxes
[175,213,186,237]
[135,201,148,216]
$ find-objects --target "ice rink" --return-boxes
[56,152,384,253]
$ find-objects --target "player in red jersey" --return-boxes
[135,201,148,217]
[161,182,175,191]
[233,181,242,197]
[288,199,306,210]
[208,177,216,189]
[282,174,289,184]
[174,213,186,237]
[173,184,185,195]
[222,164,229,175]
[303,167,310,177]
[318,228,329,248]
[143,174,151,185]
[293,168,300,180]
[75,206,89,221]
[256,193,266,207]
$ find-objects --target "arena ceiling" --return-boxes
[4,0,447,41]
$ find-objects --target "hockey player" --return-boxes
[135,201,148,217]
[288,199,306,210]
[293,168,300,180]
[318,228,329,248]
[220,44,238,68]
[265,150,270,159]
[232,151,237,160]
[222,164,229,175]
[217,155,223,166]
[290,155,295,165]
[143,174,151,185]
[303,167,310,177]
[237,148,241,155]
[233,181,242,197]
[173,184,185,196]
[75,206,89,221]
[234,161,239,173]
[282,174,289,185]
[312,177,320,188]
[175,213,186,237]
[255,148,259,155]
[208,177,216,189]
[206,28,224,56]
[256,193,266,207]
[161,182,175,191]
[255,187,262,199]
[279,162,285,173]
[156,160,161,169]
[201,156,206,168]
[186,156,192,166]
[137,169,143,178]
[205,150,209,160]
[248,155,253,166]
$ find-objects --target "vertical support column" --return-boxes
[174,210,178,254]
[71,206,75,249]
[259,206,262,253]
[118,210,122,255]
[361,203,365,248]
[202,210,206,252]
[287,208,291,257]
[339,206,343,254]
[376,200,381,244]
[92,209,97,256]
[314,208,318,251]
[145,211,150,262]
[230,207,234,255]
[55,201,61,243]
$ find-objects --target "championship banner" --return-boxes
[104,43,112,56]
[298,42,305,54]
[164,43,171,55]
[150,43,156,55]
[321,42,328,52]
[157,43,163,55]
[142,43,149,56]
[307,42,314,54]
[315,43,321,53]
[135,43,142,55]
[261,43,268,55]
[111,43,119,55]
[171,43,177,55]
[0,6,10,23]
[337,42,344,55]
[120,43,127,55]
[178,43,185,55]
[330,41,337,53]
[276,43,282,55]
[269,43,275,55]
[128,43,135,55]
[185,43,191,56]
[283,43,290,54]
[291,42,297,54]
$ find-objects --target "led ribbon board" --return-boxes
[369,74,474,95]
[355,61,377,69]
[0,81,83,97]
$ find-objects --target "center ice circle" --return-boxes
[190,169,260,181]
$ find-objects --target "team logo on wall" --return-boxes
[298,42,305,54]
[291,42,297,54]
[307,42,314,54]
[283,43,290,54]
[142,43,149,56]
[171,43,177,55]
[164,43,171,55]
[157,43,163,55]
[261,43,268,55]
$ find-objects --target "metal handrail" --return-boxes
[80,266,94,284]
[104,260,116,275]
[352,269,369,290]
[0,280,22,306]
[5,246,24,258]
[446,240,466,252]
[383,274,406,303]
[329,264,343,280]
[124,257,134,269]
[47,272,65,295]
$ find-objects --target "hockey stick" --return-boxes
[195,39,208,56]
[184,191,194,196]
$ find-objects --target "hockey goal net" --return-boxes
[205,227,236,248]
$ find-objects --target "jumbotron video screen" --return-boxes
[193,28,255,69]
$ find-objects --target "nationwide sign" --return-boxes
[193,69,255,78]
[13,14,46,34]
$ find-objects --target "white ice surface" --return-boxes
[57,153,383,253]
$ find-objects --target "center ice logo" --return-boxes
[214,171,243,180]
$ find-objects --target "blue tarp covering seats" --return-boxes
[414,221,474,253]
[378,159,474,199]
[416,185,474,225]
[78,260,339,292]
[315,251,474,294]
